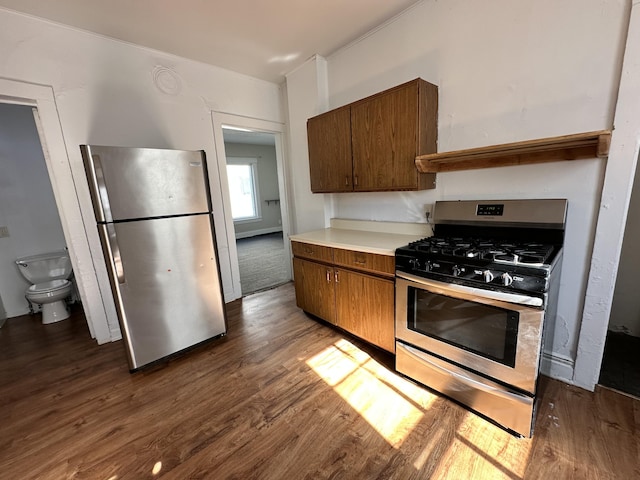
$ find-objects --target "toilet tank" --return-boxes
[15,250,73,284]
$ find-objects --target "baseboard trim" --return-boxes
[540,350,575,383]
[235,227,283,239]
[8,310,30,318]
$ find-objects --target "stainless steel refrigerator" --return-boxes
[80,145,227,370]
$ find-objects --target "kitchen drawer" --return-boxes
[291,241,333,263]
[333,248,395,277]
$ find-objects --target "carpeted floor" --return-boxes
[236,232,290,295]
[599,330,640,398]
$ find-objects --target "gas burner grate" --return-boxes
[405,237,557,266]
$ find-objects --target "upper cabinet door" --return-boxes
[307,106,353,193]
[305,78,437,194]
[351,81,422,191]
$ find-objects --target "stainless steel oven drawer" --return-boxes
[396,341,535,437]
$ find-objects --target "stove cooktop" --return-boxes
[395,199,568,300]
[404,236,559,267]
[395,235,563,297]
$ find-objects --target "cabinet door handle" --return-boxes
[326,270,331,283]
[345,176,349,186]
[354,175,359,186]
[334,271,339,283]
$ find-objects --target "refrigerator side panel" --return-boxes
[101,215,227,369]
[81,145,210,221]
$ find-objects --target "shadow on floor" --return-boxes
[598,330,640,398]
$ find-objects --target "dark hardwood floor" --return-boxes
[1,283,638,479]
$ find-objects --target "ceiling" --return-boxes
[0,0,422,84]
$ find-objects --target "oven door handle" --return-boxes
[399,343,530,403]
[396,272,543,307]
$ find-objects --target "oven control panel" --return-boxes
[476,204,504,216]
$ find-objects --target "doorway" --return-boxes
[599,150,640,398]
[0,103,85,326]
[222,127,290,295]
[211,112,292,300]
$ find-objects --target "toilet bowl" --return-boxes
[15,251,74,324]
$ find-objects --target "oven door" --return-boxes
[395,272,545,394]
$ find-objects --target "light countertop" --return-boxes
[289,219,431,256]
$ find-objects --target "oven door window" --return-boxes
[408,288,518,367]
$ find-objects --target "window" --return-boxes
[227,157,261,222]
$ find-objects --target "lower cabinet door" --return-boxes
[293,257,336,324]
[334,269,395,353]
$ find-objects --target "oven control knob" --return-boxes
[409,258,420,270]
[452,265,462,277]
[483,270,494,283]
[501,273,514,286]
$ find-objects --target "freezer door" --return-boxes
[99,214,226,369]
[81,145,210,222]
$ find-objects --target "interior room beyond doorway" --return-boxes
[222,127,290,295]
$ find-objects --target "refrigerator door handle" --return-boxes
[106,223,126,284]
[92,154,114,223]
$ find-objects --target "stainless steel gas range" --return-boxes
[394,199,567,437]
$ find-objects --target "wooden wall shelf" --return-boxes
[415,130,611,173]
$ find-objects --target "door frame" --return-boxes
[0,78,111,342]
[211,112,291,299]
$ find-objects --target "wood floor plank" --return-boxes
[1,283,638,479]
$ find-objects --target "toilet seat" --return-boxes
[27,279,71,295]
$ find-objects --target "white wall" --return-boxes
[284,57,329,233]
[224,142,283,238]
[285,0,632,388]
[0,103,67,317]
[0,8,283,340]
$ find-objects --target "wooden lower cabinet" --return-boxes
[293,257,336,324]
[334,269,395,353]
[292,244,395,353]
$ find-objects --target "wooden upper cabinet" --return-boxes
[307,106,353,193]
[307,78,438,193]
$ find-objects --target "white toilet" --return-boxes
[15,250,74,324]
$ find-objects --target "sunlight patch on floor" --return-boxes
[425,414,533,479]
[306,338,435,448]
[412,425,446,470]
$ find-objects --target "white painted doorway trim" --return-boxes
[211,112,291,300]
[0,78,111,344]
[573,3,640,390]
